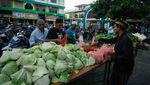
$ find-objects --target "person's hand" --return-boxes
[2,46,12,51]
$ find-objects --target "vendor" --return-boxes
[46,19,66,44]
[0,36,4,57]
[29,19,49,46]
[110,21,135,85]
[83,24,96,44]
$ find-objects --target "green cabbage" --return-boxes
[85,57,95,66]
[23,65,37,73]
[21,82,26,85]
[1,81,13,85]
[37,58,46,67]
[34,74,50,85]
[25,71,32,85]
[42,52,56,61]
[0,74,10,84]
[17,54,37,66]
[74,58,84,70]
[52,72,69,83]
[54,60,68,75]
[0,49,23,63]
[66,54,76,70]
[32,66,49,82]
[57,47,68,60]
[46,60,55,70]
[41,42,57,52]
[46,60,55,77]
[11,69,32,85]
[58,71,70,83]
[1,61,18,76]
[33,49,43,58]
[0,42,96,84]
[11,69,26,85]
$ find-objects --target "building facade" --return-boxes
[65,4,88,20]
[0,0,65,24]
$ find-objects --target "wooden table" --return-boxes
[52,60,112,85]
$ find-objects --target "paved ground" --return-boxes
[128,48,150,85]
[69,46,150,85]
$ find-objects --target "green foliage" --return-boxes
[91,0,150,20]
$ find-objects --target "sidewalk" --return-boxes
[128,47,150,85]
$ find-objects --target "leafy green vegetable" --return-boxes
[0,49,23,63]
[33,49,43,58]
[74,58,84,70]
[1,61,18,76]
[11,69,26,85]
[42,52,56,61]
[58,71,70,83]
[64,44,80,51]
[32,66,49,82]
[34,74,50,85]
[57,47,68,60]
[0,74,10,84]
[85,57,95,66]
[23,65,37,73]
[46,60,55,70]
[54,60,68,75]
[52,72,69,83]
[17,54,37,66]
[1,81,13,85]
[0,42,95,84]
[37,58,46,67]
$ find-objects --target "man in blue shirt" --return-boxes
[29,19,49,46]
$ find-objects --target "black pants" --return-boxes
[110,59,134,85]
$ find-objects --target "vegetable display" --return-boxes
[0,42,95,85]
[88,45,114,63]
[96,33,116,44]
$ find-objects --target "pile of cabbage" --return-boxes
[0,42,95,85]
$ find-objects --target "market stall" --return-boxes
[0,41,115,85]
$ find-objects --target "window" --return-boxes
[58,0,64,3]
[51,0,56,3]
[1,0,11,7]
[24,3,33,10]
[49,7,58,13]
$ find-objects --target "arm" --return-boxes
[115,36,132,59]
[45,39,59,43]
[29,32,36,47]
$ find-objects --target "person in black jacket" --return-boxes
[0,36,4,57]
[110,21,135,85]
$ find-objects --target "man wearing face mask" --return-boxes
[110,21,135,85]
[29,19,49,46]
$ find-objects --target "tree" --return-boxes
[91,0,150,20]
